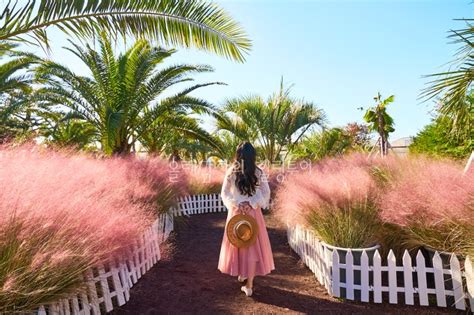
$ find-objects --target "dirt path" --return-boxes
[113,212,457,314]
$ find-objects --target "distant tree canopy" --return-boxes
[291,123,371,161]
[410,116,473,160]
[411,91,473,160]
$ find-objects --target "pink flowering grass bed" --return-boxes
[0,145,186,313]
[274,154,474,256]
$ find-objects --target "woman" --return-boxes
[218,142,275,297]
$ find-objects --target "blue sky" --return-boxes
[26,0,471,140]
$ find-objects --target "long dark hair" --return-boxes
[233,142,259,196]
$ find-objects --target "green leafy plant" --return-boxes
[363,93,395,156]
[410,115,473,160]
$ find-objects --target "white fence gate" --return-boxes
[287,225,474,312]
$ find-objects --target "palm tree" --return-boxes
[0,0,251,62]
[291,128,353,161]
[0,43,39,95]
[363,93,395,156]
[421,19,473,137]
[38,111,96,149]
[214,131,242,162]
[35,35,221,155]
[0,43,41,141]
[138,111,222,158]
[216,80,326,163]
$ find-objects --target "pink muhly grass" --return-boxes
[379,157,473,225]
[274,157,382,248]
[125,157,188,214]
[275,160,378,225]
[378,157,474,255]
[0,145,179,312]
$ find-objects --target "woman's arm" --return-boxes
[221,168,238,211]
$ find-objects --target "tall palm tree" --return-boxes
[363,93,395,156]
[35,35,221,155]
[216,80,326,163]
[0,0,251,61]
[421,19,473,137]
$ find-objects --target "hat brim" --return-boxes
[226,214,259,248]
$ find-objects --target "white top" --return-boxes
[221,167,271,211]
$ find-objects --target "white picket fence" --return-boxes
[35,194,223,315]
[37,212,174,315]
[287,224,474,312]
[36,194,473,313]
[170,193,227,216]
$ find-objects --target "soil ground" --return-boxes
[112,212,459,314]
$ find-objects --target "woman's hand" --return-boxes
[238,201,253,214]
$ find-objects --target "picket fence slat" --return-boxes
[360,251,369,302]
[345,251,354,300]
[402,250,414,305]
[387,250,397,304]
[373,250,382,303]
[332,250,340,297]
[432,252,446,307]
[416,251,429,306]
[449,254,465,310]
[324,246,332,293]
[286,225,472,313]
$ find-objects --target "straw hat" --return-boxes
[226,214,259,248]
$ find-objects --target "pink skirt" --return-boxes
[218,206,275,277]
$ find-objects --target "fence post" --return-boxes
[98,265,114,312]
[449,254,465,310]
[111,262,127,306]
[332,250,341,297]
[85,269,100,314]
[387,250,397,304]
[432,252,446,307]
[360,250,369,302]
[373,250,382,303]
[324,246,333,293]
[346,250,354,300]
[416,250,429,306]
[402,250,414,305]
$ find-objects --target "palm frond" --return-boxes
[420,18,473,136]
[0,0,251,61]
